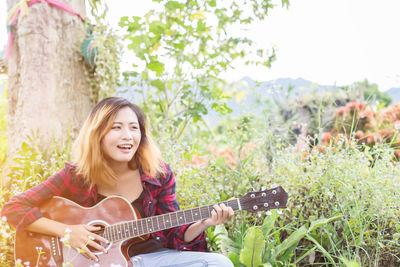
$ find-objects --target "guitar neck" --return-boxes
[102,199,241,242]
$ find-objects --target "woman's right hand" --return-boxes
[63,224,109,262]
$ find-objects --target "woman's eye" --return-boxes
[112,126,121,129]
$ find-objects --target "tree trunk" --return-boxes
[6,0,92,156]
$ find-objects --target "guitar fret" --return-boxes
[121,223,125,239]
[156,215,160,232]
[133,220,138,236]
[106,228,111,242]
[111,225,116,241]
[141,219,147,235]
[120,223,125,239]
[124,222,129,238]
[117,224,122,240]
[163,213,168,229]
[182,210,187,224]
[128,222,133,237]
[110,225,115,241]
[136,220,143,236]
[148,218,154,233]
[112,225,118,240]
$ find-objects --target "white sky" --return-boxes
[1,0,400,91]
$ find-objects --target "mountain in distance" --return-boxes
[205,77,400,126]
[385,87,400,104]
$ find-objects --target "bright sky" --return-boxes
[1,0,400,91]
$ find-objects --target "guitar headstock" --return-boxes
[240,186,288,212]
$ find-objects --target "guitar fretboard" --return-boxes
[102,199,240,242]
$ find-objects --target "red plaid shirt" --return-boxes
[1,162,207,251]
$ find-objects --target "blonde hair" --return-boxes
[72,97,165,187]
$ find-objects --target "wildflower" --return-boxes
[1,216,6,222]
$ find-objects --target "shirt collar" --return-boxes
[139,167,162,187]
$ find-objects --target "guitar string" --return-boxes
[103,199,241,242]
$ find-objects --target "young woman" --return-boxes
[2,97,234,266]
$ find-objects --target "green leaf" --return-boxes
[228,252,240,266]
[149,21,165,35]
[128,36,143,52]
[212,102,232,115]
[147,61,165,76]
[308,215,342,233]
[208,0,216,7]
[261,209,279,236]
[240,227,265,267]
[150,79,165,91]
[165,1,184,10]
[339,257,361,267]
[272,225,307,260]
[214,224,232,255]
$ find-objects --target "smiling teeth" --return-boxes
[118,145,132,148]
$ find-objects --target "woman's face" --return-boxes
[101,107,142,169]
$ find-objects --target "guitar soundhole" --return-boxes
[87,223,110,253]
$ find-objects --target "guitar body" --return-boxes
[14,186,289,267]
[15,196,149,267]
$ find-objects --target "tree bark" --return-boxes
[6,0,92,156]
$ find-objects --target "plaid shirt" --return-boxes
[1,162,207,251]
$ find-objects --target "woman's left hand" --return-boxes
[201,203,234,228]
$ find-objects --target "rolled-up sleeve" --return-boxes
[1,165,71,231]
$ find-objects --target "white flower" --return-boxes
[64,228,72,233]
[1,216,6,222]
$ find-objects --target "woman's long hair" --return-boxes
[72,97,164,187]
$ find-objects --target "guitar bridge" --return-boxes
[50,236,62,257]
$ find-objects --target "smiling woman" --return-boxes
[1,97,234,266]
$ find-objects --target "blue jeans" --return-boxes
[130,249,234,267]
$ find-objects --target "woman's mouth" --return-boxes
[117,144,133,152]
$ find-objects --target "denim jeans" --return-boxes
[130,249,234,267]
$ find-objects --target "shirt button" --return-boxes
[149,201,152,204]
[156,236,160,240]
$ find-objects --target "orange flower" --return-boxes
[394,150,400,160]
[354,130,365,140]
[321,132,332,146]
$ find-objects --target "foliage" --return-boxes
[343,79,392,107]
[84,0,122,103]
[0,85,7,165]
[270,143,400,266]
[0,136,71,266]
[119,0,289,140]
[1,103,400,266]
[320,101,400,159]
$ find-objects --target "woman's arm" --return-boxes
[183,203,234,242]
[26,218,108,262]
[2,163,108,261]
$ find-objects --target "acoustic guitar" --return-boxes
[15,186,288,266]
